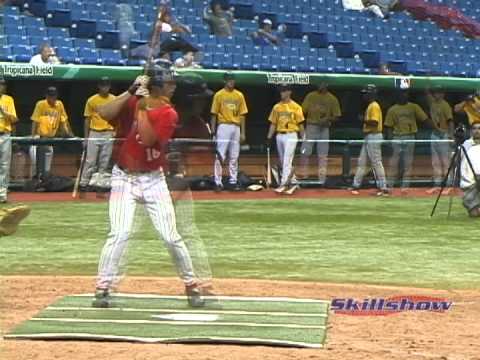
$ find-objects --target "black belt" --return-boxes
[117,164,151,174]
[277,131,294,134]
[90,129,113,132]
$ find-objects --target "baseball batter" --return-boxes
[92,69,205,308]
[210,72,248,191]
[351,84,389,196]
[80,77,116,191]
[299,81,341,185]
[0,75,18,203]
[266,84,305,194]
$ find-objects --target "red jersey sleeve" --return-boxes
[147,105,178,145]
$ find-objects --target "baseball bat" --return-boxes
[72,144,87,198]
[205,122,224,165]
[266,146,272,188]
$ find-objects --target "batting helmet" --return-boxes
[147,66,178,88]
[177,73,213,99]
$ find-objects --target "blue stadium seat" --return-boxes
[3,15,22,27]
[71,19,97,38]
[3,6,20,16]
[47,27,69,38]
[51,37,73,48]
[0,46,14,62]
[73,38,96,49]
[308,33,329,48]
[29,36,50,47]
[11,45,33,62]
[334,41,354,58]
[23,16,45,28]
[99,49,125,65]
[5,25,27,36]
[56,47,77,63]
[78,48,101,65]
[7,35,29,46]
[45,9,71,27]
[96,20,116,33]
[97,31,120,49]
[71,11,91,22]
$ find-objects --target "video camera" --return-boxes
[454,124,467,146]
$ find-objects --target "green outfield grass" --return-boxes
[1,197,479,289]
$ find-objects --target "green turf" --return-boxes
[6,294,329,347]
[1,197,479,289]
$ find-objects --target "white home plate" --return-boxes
[151,314,220,322]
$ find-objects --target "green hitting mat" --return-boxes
[4,294,330,348]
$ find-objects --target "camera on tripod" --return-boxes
[454,124,467,146]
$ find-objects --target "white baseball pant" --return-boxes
[214,123,240,186]
[80,130,114,187]
[276,132,298,186]
[300,123,329,184]
[96,165,196,290]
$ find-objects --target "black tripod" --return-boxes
[431,127,479,217]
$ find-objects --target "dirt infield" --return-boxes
[8,187,447,203]
[1,276,479,360]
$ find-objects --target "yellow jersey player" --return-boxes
[266,84,305,195]
[426,86,454,195]
[0,75,18,203]
[351,84,389,196]
[384,90,438,194]
[80,77,116,191]
[299,80,341,186]
[210,72,248,191]
[31,87,73,180]
[454,91,480,126]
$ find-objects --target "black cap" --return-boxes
[224,72,235,81]
[98,76,111,86]
[45,86,58,97]
[178,74,213,99]
[279,84,292,92]
[431,85,444,94]
[361,84,377,94]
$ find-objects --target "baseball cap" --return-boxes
[45,86,58,96]
[361,84,377,94]
[224,71,235,81]
[278,84,292,92]
[263,18,273,25]
[431,85,444,93]
[98,76,111,86]
[178,74,213,99]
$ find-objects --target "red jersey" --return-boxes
[114,96,178,172]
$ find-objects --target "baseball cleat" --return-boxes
[213,184,223,193]
[284,184,299,195]
[376,190,391,197]
[274,186,287,194]
[92,288,111,308]
[426,187,440,195]
[350,188,360,195]
[185,284,206,308]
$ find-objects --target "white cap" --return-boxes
[263,18,272,25]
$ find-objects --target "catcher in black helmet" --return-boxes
[350,84,389,196]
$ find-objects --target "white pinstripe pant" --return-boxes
[96,165,196,290]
